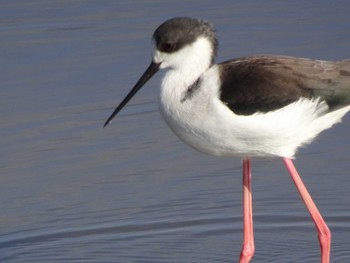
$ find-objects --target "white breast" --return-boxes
[158,63,350,159]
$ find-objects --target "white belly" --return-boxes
[158,67,350,159]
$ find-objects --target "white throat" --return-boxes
[155,37,220,153]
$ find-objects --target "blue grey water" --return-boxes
[0,1,350,262]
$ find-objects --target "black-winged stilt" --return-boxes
[104,17,350,263]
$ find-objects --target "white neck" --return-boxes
[157,37,217,142]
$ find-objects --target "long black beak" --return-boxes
[104,61,161,127]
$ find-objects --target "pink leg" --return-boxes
[283,158,331,263]
[239,159,255,263]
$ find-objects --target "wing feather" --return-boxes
[218,55,350,115]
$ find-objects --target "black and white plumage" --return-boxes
[105,17,350,158]
[104,17,350,262]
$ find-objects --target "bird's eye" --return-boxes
[161,42,176,53]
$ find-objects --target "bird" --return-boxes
[104,17,350,263]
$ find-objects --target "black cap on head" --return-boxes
[153,17,218,60]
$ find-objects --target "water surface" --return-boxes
[1,1,350,262]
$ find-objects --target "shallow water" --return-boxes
[1,1,350,262]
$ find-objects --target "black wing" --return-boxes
[218,55,350,115]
